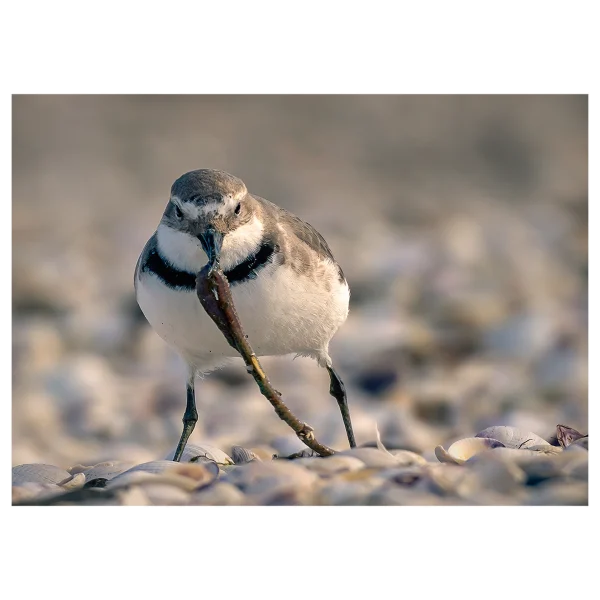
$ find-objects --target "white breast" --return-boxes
[136,253,349,370]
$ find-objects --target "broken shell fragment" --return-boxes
[59,472,86,490]
[435,437,505,465]
[555,424,587,449]
[475,426,550,449]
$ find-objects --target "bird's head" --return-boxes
[160,169,258,272]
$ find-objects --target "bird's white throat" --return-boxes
[156,215,265,272]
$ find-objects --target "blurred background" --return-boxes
[12,95,588,467]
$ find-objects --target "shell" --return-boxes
[480,448,564,484]
[68,464,93,475]
[555,424,587,448]
[134,483,192,506]
[164,444,233,465]
[369,486,452,506]
[525,481,588,506]
[12,464,72,486]
[424,463,475,496]
[245,446,277,461]
[475,426,549,450]
[279,449,319,459]
[435,437,505,465]
[231,446,261,464]
[12,482,62,503]
[256,485,317,506]
[571,437,589,451]
[563,441,588,455]
[338,447,405,468]
[223,461,319,497]
[478,447,552,461]
[293,455,366,476]
[527,445,562,455]
[59,472,86,490]
[564,456,588,482]
[117,486,151,506]
[371,425,428,467]
[316,477,385,506]
[190,482,248,506]
[388,450,428,467]
[107,461,217,491]
[378,466,424,486]
[464,453,527,494]
[80,460,138,482]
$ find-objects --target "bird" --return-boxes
[135,168,355,461]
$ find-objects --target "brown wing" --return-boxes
[256,196,345,282]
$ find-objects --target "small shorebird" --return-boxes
[135,169,355,460]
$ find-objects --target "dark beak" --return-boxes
[199,228,223,271]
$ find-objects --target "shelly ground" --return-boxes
[12,428,588,506]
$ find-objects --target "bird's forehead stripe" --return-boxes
[170,195,239,220]
[198,202,221,215]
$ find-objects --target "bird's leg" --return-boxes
[326,365,356,448]
[173,369,198,462]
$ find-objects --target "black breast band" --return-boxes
[142,242,278,290]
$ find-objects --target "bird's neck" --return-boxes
[156,216,266,273]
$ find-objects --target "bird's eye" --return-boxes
[234,203,241,215]
[174,206,183,219]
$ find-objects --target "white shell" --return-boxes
[68,464,92,475]
[369,426,428,467]
[163,444,233,465]
[435,437,505,465]
[475,426,549,449]
[478,447,560,463]
[12,464,72,486]
[59,472,86,490]
[223,461,319,497]
[108,461,217,491]
[338,447,406,468]
[81,460,138,483]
